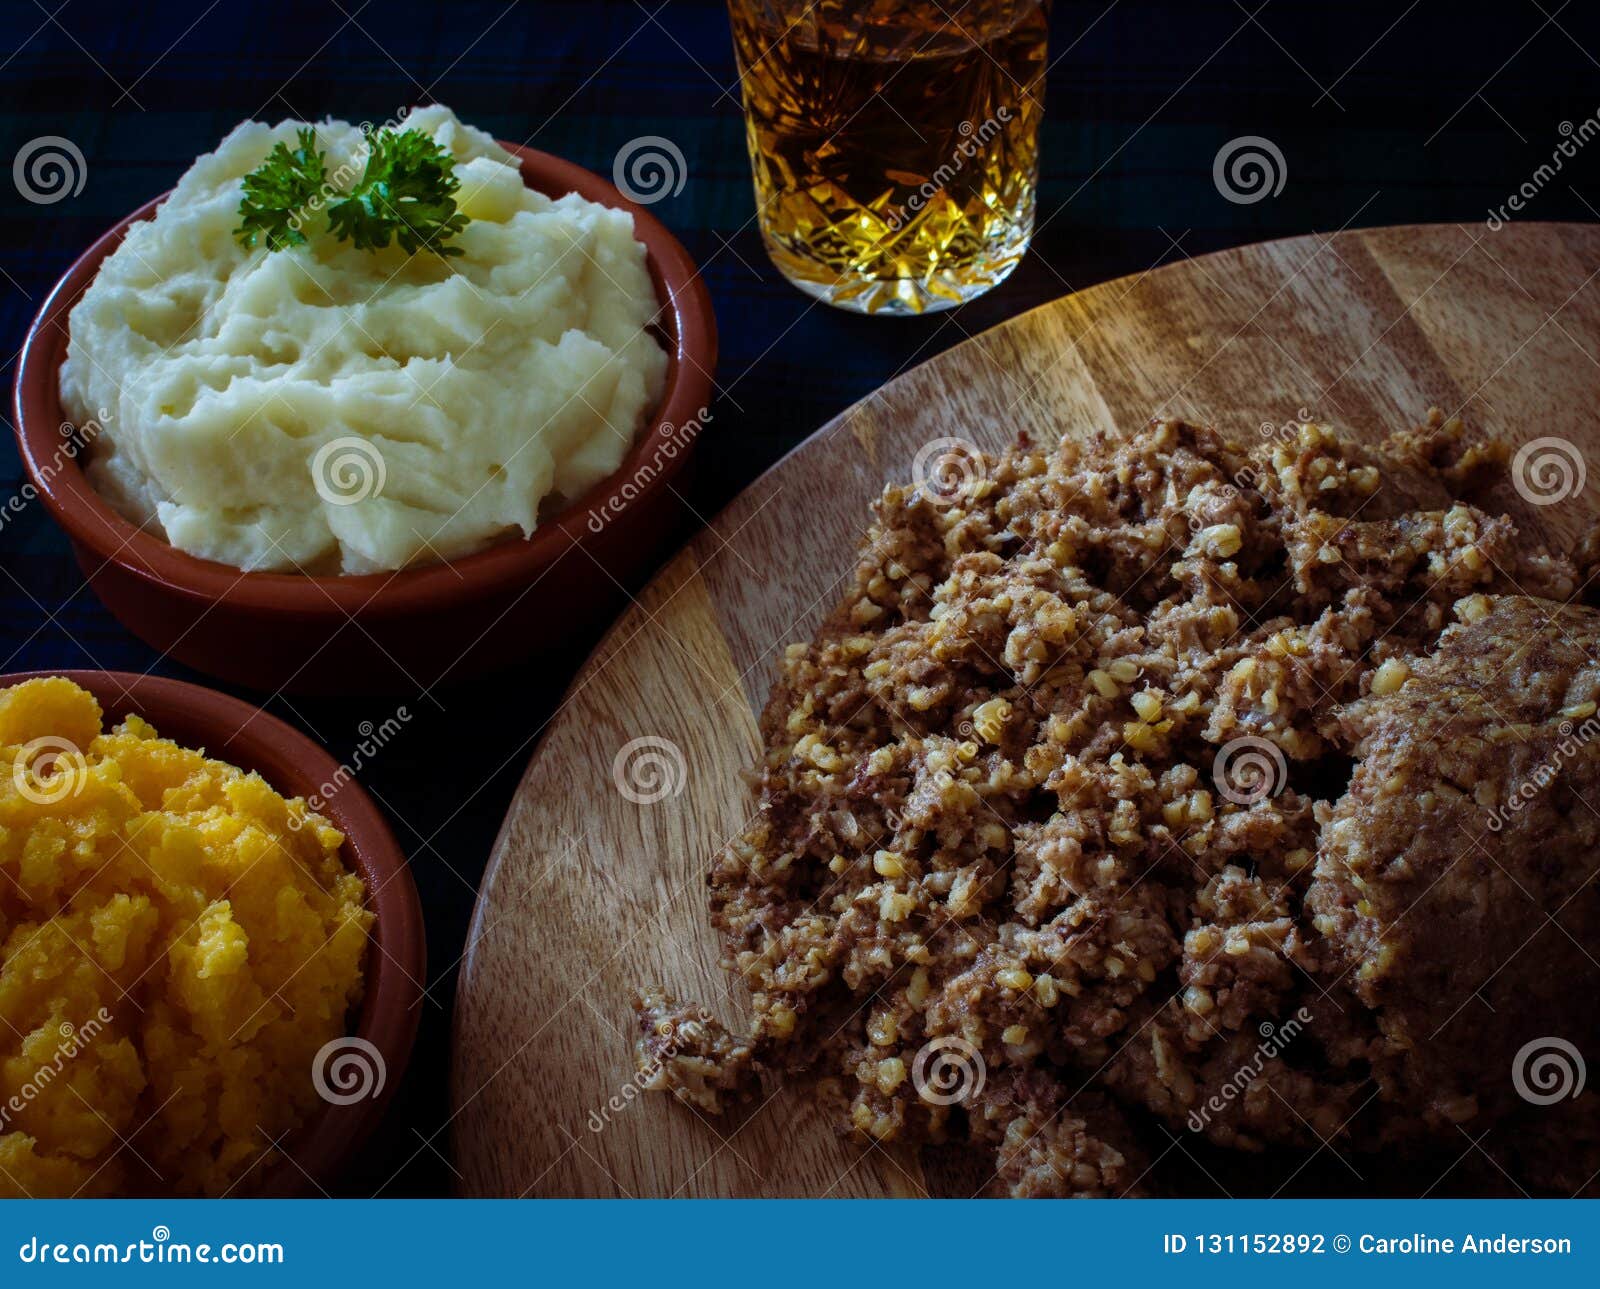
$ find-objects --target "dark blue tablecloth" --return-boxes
[1,0,1596,1195]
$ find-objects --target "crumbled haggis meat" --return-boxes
[632,992,759,1115]
[1572,521,1600,601]
[1305,595,1600,1142]
[1102,993,1362,1152]
[975,1080,1148,1198]
[634,410,1599,1196]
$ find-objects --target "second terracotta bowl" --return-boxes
[0,670,425,1196]
[12,145,717,694]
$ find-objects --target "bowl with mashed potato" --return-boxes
[0,670,423,1195]
[13,106,715,693]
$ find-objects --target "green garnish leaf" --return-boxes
[327,128,469,258]
[234,127,326,251]
[234,125,470,258]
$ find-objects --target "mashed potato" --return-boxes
[60,105,668,573]
[0,678,372,1196]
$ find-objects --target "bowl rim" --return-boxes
[0,668,425,1196]
[11,141,716,615]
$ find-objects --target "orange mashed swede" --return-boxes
[0,677,372,1196]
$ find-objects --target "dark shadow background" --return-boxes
[0,0,1596,1195]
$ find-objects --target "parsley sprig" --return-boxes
[234,126,470,257]
[235,127,326,252]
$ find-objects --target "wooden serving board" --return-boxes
[451,223,1600,1198]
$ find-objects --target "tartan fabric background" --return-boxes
[0,0,1596,1195]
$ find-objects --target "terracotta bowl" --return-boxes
[12,145,717,695]
[0,670,425,1196]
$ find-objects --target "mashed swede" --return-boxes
[60,106,668,574]
[0,677,371,1197]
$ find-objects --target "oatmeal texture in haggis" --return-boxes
[635,412,1600,1197]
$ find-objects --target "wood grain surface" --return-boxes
[450,223,1600,1197]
